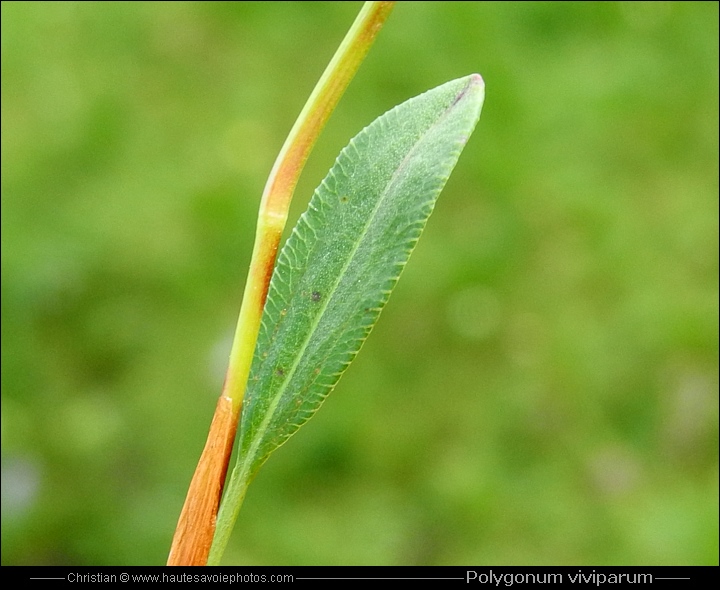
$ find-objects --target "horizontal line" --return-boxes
[295,578,464,580]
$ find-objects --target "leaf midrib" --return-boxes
[238,83,470,479]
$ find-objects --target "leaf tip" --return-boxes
[464,73,485,100]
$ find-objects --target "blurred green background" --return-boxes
[2,1,717,566]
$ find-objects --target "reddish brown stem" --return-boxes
[167,395,237,566]
[167,1,395,566]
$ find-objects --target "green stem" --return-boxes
[223,1,395,414]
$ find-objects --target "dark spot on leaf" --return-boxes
[340,195,349,203]
[276,368,285,377]
[451,82,470,107]
[311,291,321,302]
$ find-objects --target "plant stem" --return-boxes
[167,1,395,566]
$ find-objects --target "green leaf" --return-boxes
[210,74,484,561]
